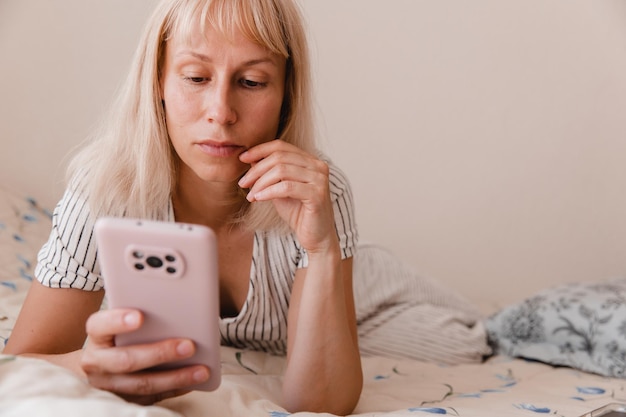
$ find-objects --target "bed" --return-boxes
[1,186,625,417]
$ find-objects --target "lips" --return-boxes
[196,140,246,158]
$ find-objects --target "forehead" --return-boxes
[170,20,254,51]
[164,26,286,70]
[163,1,288,58]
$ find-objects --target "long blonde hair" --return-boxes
[68,0,315,230]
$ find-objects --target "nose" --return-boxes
[205,82,237,125]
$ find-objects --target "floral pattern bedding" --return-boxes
[2,347,626,417]
[1,187,625,417]
[0,189,52,347]
[486,278,626,379]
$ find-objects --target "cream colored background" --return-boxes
[1,0,625,310]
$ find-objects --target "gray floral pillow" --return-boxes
[485,278,626,378]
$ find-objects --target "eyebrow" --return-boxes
[177,51,279,67]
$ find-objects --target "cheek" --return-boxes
[164,90,195,124]
[162,92,197,159]
[251,96,284,140]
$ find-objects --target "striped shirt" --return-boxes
[35,161,358,355]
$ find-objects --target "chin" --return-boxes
[195,167,246,185]
[178,153,248,185]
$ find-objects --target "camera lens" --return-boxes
[146,256,163,268]
[134,263,144,270]
[165,254,176,262]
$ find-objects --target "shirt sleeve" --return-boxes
[35,186,103,291]
[297,159,359,268]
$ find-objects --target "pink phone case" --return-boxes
[94,217,221,391]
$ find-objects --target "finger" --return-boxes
[240,150,310,186]
[82,338,197,374]
[239,151,324,190]
[246,165,326,203]
[239,140,306,164]
[246,161,318,191]
[250,179,327,204]
[87,365,210,398]
[85,309,143,347]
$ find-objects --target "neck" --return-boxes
[173,171,248,232]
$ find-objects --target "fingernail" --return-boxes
[176,340,194,356]
[123,312,140,327]
[238,175,247,187]
[193,368,209,382]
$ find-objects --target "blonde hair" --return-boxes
[68,0,315,231]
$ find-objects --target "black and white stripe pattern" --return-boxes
[35,160,358,356]
[352,243,492,364]
[35,181,101,291]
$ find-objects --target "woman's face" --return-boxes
[160,25,286,185]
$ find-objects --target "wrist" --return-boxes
[304,238,341,261]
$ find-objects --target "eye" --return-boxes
[240,79,267,89]
[183,76,208,84]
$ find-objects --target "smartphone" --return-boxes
[581,403,626,417]
[94,217,221,391]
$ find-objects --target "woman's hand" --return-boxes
[240,140,362,414]
[238,140,337,254]
[80,308,210,405]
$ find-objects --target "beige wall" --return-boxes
[0,0,155,204]
[1,0,625,309]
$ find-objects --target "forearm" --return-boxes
[2,283,102,377]
[284,251,363,414]
[18,350,86,377]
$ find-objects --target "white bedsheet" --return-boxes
[2,347,626,417]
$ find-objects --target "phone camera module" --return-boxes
[126,246,183,278]
[146,256,163,268]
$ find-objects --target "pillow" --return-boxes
[0,187,53,345]
[485,278,626,378]
[353,243,492,365]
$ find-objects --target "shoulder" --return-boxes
[36,183,101,290]
[54,178,94,231]
[319,155,354,200]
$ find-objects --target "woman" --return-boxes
[3,0,363,414]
